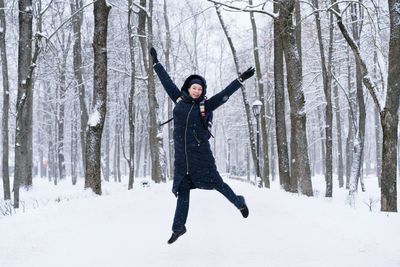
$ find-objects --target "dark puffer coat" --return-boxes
[154,63,243,195]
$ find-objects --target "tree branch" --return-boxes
[206,0,277,18]
[329,0,382,112]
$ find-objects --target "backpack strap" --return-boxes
[160,95,183,127]
[199,97,206,121]
[200,97,214,138]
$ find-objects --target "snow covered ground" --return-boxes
[0,175,399,267]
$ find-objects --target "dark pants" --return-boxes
[172,176,244,232]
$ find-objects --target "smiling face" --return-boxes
[188,84,203,99]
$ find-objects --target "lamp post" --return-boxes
[252,100,263,187]
[227,137,231,175]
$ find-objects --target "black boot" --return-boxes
[167,227,187,244]
[238,196,249,218]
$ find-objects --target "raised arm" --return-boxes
[206,67,255,112]
[151,48,181,103]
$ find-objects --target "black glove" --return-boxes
[150,47,159,64]
[239,67,255,82]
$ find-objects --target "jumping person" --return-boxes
[150,47,255,244]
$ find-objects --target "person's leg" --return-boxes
[168,178,191,244]
[172,179,191,233]
[214,182,244,209]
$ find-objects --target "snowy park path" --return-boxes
[1,178,399,267]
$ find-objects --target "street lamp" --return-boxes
[252,100,263,187]
[227,137,232,175]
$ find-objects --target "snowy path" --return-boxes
[1,178,399,267]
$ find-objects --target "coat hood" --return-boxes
[181,74,207,101]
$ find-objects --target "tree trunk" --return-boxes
[0,0,11,200]
[313,0,333,197]
[127,0,136,189]
[373,51,382,187]
[279,0,313,196]
[71,101,78,185]
[249,0,270,188]
[114,117,121,183]
[345,48,354,189]
[215,4,261,184]
[138,0,166,183]
[103,124,110,182]
[163,0,174,180]
[380,0,399,212]
[331,0,397,210]
[135,113,144,178]
[57,50,69,181]
[14,0,34,208]
[273,1,291,191]
[70,0,88,178]
[349,2,366,194]
[85,0,111,195]
[317,105,326,175]
[333,72,344,188]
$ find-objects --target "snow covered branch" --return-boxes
[206,0,277,19]
[329,0,383,112]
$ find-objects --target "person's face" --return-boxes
[188,84,203,99]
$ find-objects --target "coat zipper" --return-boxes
[185,103,195,175]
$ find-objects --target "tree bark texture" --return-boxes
[163,0,174,180]
[70,0,88,178]
[85,0,111,195]
[138,0,166,183]
[279,0,313,196]
[14,0,34,208]
[380,0,399,212]
[273,1,291,191]
[313,0,333,197]
[127,0,136,189]
[333,76,344,188]
[0,0,11,200]
[249,0,270,188]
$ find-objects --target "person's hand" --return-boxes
[239,67,255,82]
[150,47,159,64]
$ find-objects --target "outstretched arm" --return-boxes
[206,67,255,112]
[151,48,181,103]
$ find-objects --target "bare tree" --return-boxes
[70,0,89,178]
[214,4,261,184]
[313,0,334,197]
[163,0,174,180]
[273,1,291,191]
[14,0,35,208]
[0,0,11,200]
[249,0,270,188]
[138,0,166,183]
[333,69,344,188]
[280,0,313,196]
[126,0,137,189]
[85,0,111,194]
[330,0,398,211]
